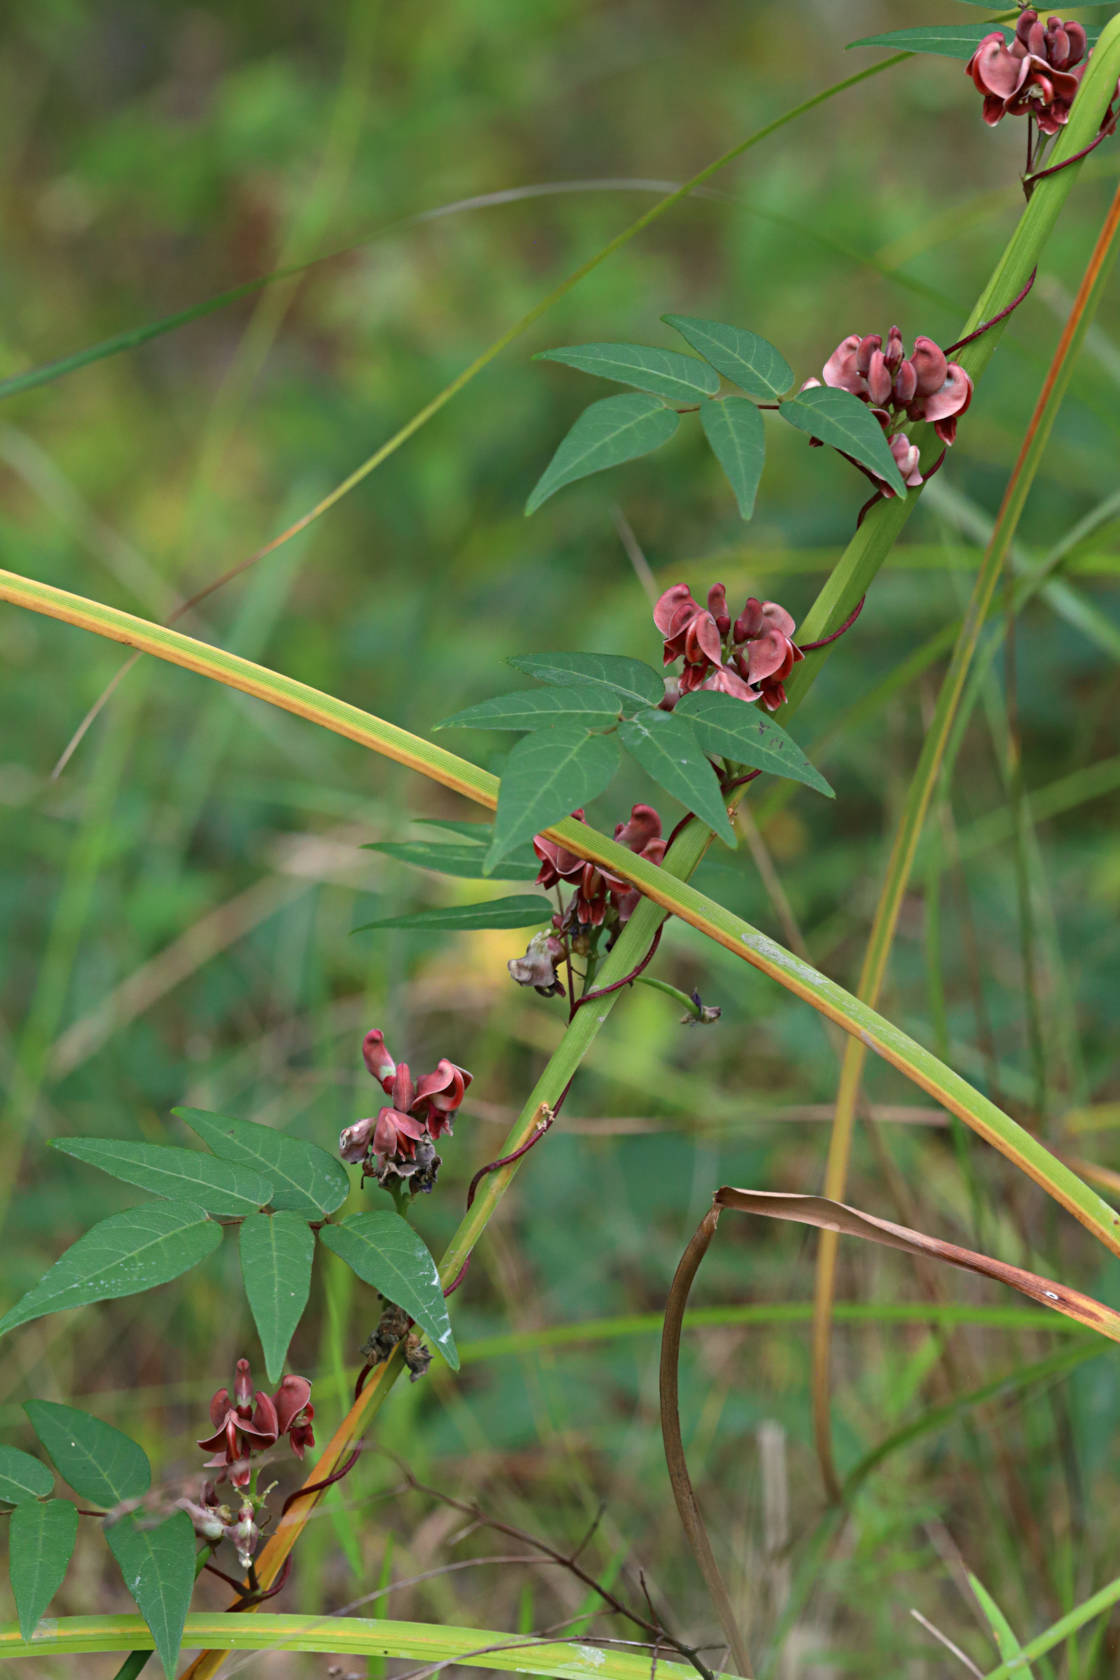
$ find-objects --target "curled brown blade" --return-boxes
[713,1187,1120,1341]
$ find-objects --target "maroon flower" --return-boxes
[534,811,612,926]
[527,804,667,940]
[198,1358,313,1489]
[346,1030,471,1191]
[966,12,1090,135]
[804,325,973,485]
[414,1058,472,1139]
[653,584,802,711]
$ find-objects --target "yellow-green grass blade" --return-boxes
[0,1614,745,1678]
[809,158,1120,1495]
[1,567,1116,1262]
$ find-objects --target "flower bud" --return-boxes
[176,1498,226,1543]
[340,1114,377,1163]
[362,1029,396,1091]
[1015,8,1039,46]
[855,333,881,376]
[233,1358,253,1411]
[707,583,731,636]
[732,597,764,644]
[866,350,892,407]
[910,337,948,398]
[892,358,917,406]
[508,930,566,996]
[884,325,904,371]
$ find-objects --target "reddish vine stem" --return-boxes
[797,594,865,652]
[1023,128,1111,193]
[944,266,1037,355]
[574,922,665,1008]
[465,1106,557,1210]
[721,768,761,797]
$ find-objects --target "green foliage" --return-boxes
[0,1206,222,1336]
[535,342,720,400]
[699,397,766,519]
[24,1402,150,1507]
[969,1572,1035,1676]
[0,1446,53,1505]
[438,685,623,731]
[779,385,906,495]
[357,896,550,931]
[617,710,737,845]
[662,316,794,399]
[484,726,621,872]
[239,1212,316,1384]
[9,1498,78,1640]
[175,1108,349,1219]
[675,690,834,796]
[365,835,540,880]
[52,1137,274,1217]
[847,23,1013,58]
[525,394,680,513]
[105,1510,196,1680]
[318,1211,459,1370]
[508,652,664,709]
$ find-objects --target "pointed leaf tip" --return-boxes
[779,384,906,498]
[319,1212,459,1369]
[485,726,621,874]
[618,710,737,846]
[525,393,679,514]
[699,397,765,520]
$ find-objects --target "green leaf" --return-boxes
[239,1212,315,1386]
[105,1510,196,1680]
[9,1498,78,1640]
[174,1108,349,1219]
[779,384,906,496]
[356,895,550,933]
[676,690,835,797]
[699,397,765,519]
[846,23,1011,58]
[485,726,621,874]
[364,837,540,881]
[51,1137,273,1217]
[24,1401,150,1507]
[437,685,623,732]
[535,342,719,400]
[662,315,793,400]
[525,393,679,514]
[508,651,664,709]
[0,1446,54,1505]
[0,1205,221,1337]
[319,1212,458,1370]
[618,710,737,846]
[969,1571,1034,1676]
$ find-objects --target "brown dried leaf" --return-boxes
[713,1188,1120,1341]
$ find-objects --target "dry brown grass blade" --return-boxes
[658,1187,1120,1680]
[714,1188,1120,1340]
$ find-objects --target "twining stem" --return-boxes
[809,174,1120,1497]
[3,571,1117,1248]
[659,1205,753,1676]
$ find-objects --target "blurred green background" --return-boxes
[2,0,1119,1673]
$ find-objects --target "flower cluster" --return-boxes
[534,803,666,929]
[654,582,802,710]
[966,11,1093,135]
[181,1358,315,1569]
[804,326,972,493]
[197,1359,314,1489]
[339,1029,471,1192]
